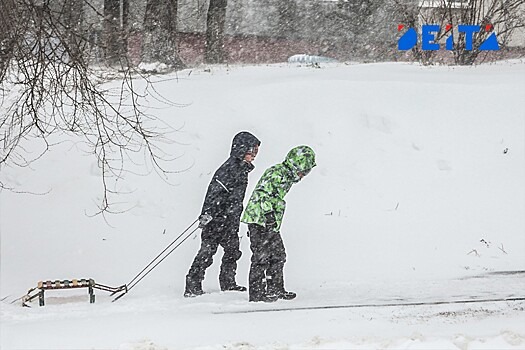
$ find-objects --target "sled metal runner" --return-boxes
[214,296,525,314]
[20,279,127,307]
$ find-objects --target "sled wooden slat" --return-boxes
[20,278,126,307]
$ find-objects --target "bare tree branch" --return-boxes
[0,0,178,214]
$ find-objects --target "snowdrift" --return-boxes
[1,61,524,349]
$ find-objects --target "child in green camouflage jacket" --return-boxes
[241,145,316,302]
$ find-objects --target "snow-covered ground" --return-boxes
[1,61,525,350]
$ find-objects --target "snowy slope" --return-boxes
[1,61,525,350]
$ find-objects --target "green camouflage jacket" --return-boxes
[241,146,316,232]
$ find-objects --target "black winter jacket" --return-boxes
[201,132,261,228]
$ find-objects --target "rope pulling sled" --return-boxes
[111,218,199,302]
[15,218,199,306]
[16,219,522,309]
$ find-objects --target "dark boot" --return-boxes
[219,270,246,292]
[221,284,247,292]
[219,233,243,291]
[266,272,295,300]
[184,276,204,298]
[276,290,296,300]
[249,262,267,301]
[183,289,204,298]
[249,293,278,302]
[184,236,219,298]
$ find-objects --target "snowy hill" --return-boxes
[1,61,525,349]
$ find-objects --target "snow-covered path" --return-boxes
[2,272,524,349]
[1,61,525,349]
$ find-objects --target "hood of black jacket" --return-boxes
[229,131,261,160]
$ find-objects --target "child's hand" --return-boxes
[265,212,277,231]
[198,213,213,228]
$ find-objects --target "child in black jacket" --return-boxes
[184,131,261,297]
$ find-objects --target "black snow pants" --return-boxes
[186,221,242,291]
[248,223,287,300]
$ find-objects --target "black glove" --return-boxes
[265,212,277,231]
[198,213,213,229]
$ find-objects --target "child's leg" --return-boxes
[248,224,270,301]
[185,227,220,294]
[219,228,243,290]
[266,233,287,295]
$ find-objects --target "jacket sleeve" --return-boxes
[201,176,230,220]
[228,178,248,220]
[201,159,247,222]
[242,166,288,231]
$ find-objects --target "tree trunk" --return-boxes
[142,0,184,69]
[62,0,84,62]
[277,0,297,39]
[104,0,128,65]
[0,0,18,82]
[205,0,228,64]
